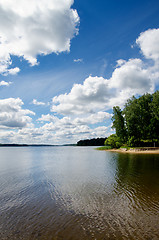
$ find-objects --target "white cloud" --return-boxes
[38,112,111,126]
[0,55,20,75]
[1,28,159,145]
[7,67,20,75]
[32,99,46,106]
[0,98,35,128]
[116,59,126,67]
[90,126,108,138]
[0,80,12,86]
[51,57,155,115]
[0,121,110,145]
[31,112,111,144]
[52,76,113,115]
[51,26,159,118]
[39,122,109,143]
[73,112,112,125]
[136,28,159,61]
[0,0,79,75]
[110,58,154,92]
[38,114,58,122]
[74,58,83,63]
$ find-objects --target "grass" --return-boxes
[120,146,132,150]
[97,145,134,151]
[96,146,112,150]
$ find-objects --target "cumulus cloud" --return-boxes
[0,80,12,86]
[73,112,112,125]
[32,99,46,106]
[136,28,159,61]
[110,58,154,92]
[51,57,155,115]
[29,112,111,144]
[1,28,159,144]
[0,120,110,144]
[52,76,113,115]
[38,112,111,125]
[7,67,20,75]
[0,0,79,75]
[51,26,159,118]
[40,121,109,143]
[0,98,35,128]
[38,114,58,122]
[116,59,126,67]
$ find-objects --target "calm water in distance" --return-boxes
[0,146,159,240]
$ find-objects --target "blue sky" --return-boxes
[0,0,159,144]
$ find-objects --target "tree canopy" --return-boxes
[77,138,106,146]
[111,90,159,147]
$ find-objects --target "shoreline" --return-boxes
[106,148,159,154]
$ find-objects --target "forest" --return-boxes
[107,90,159,148]
[77,138,106,146]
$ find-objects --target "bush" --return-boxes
[104,134,122,148]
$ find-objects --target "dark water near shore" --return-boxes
[0,146,159,240]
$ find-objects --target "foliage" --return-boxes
[111,91,159,147]
[77,138,107,146]
[104,134,122,148]
[151,90,159,120]
[96,146,112,150]
[123,93,152,142]
[112,106,127,142]
[77,91,159,148]
[150,90,159,140]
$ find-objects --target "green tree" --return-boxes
[112,106,127,143]
[105,134,122,148]
[137,93,152,140]
[150,91,159,145]
[151,90,159,120]
[123,96,141,145]
[109,90,159,147]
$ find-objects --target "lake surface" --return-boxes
[0,146,159,240]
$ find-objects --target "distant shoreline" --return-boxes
[0,144,76,147]
[0,144,54,147]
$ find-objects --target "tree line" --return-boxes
[77,138,106,146]
[106,90,159,148]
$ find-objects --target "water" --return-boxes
[0,146,159,240]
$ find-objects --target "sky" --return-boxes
[0,0,159,144]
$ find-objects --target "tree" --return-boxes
[112,106,127,143]
[136,93,152,140]
[123,96,142,144]
[116,91,159,147]
[105,134,122,148]
[77,138,107,146]
[150,91,159,144]
[151,90,159,120]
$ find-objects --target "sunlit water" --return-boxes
[0,146,159,240]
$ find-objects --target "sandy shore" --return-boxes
[107,148,159,154]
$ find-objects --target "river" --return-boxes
[0,146,159,240]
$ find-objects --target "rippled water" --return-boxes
[0,146,159,240]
